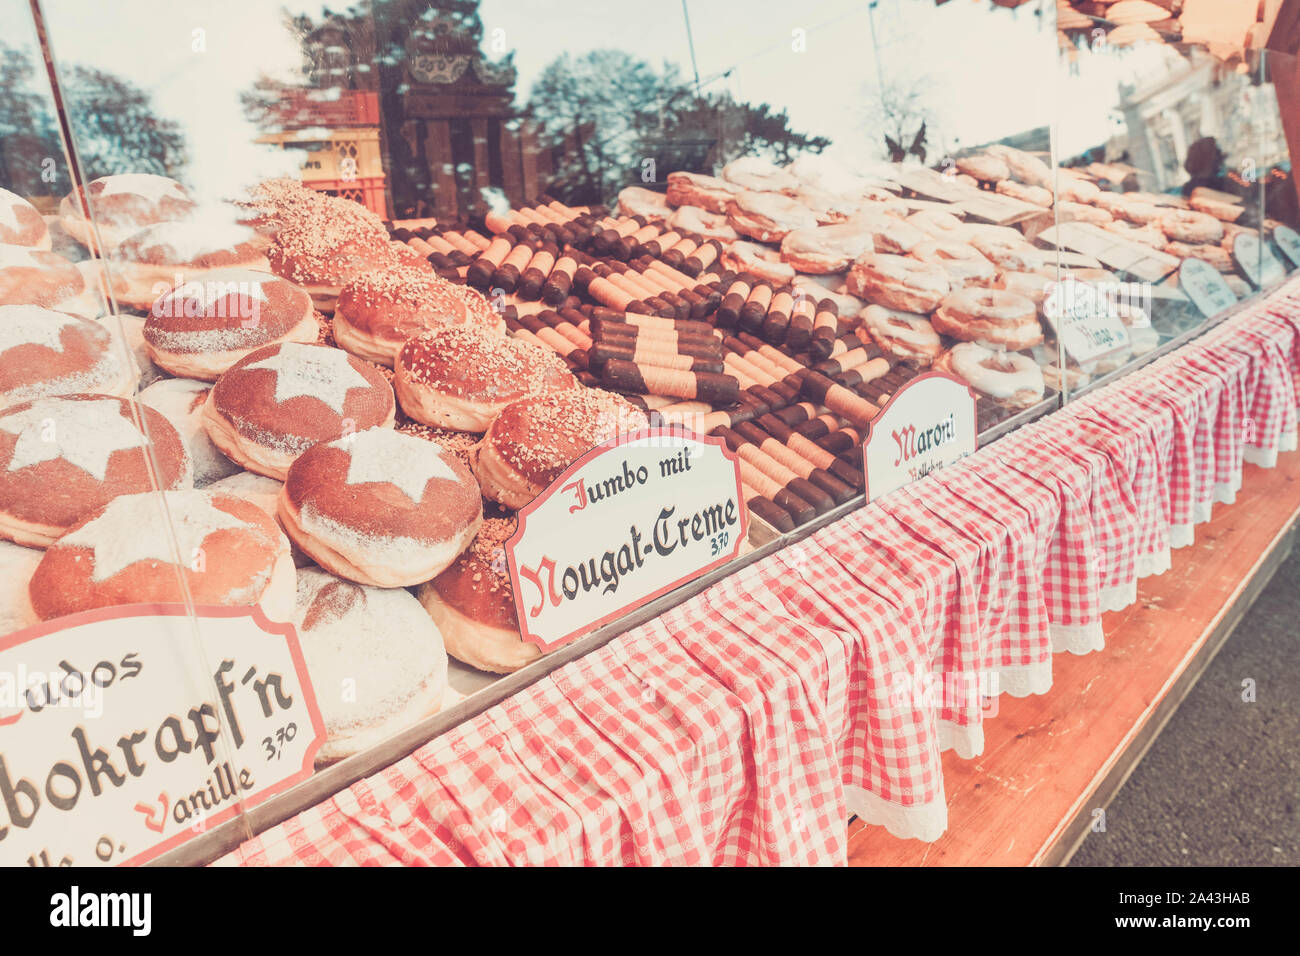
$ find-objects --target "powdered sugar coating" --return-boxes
[0,305,131,406]
[138,378,241,486]
[399,324,575,401]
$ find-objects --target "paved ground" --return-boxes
[1070,548,1300,867]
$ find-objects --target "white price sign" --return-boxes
[1179,258,1238,317]
[862,372,978,501]
[1273,225,1300,270]
[507,426,747,650]
[1042,278,1131,363]
[1233,231,1287,288]
[0,605,324,866]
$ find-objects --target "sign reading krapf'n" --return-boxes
[0,605,323,866]
[862,372,978,501]
[506,426,746,650]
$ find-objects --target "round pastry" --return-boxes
[935,342,1044,409]
[102,314,164,390]
[396,325,576,432]
[1159,209,1224,244]
[0,305,136,407]
[968,233,1045,272]
[395,420,480,466]
[1056,201,1113,226]
[334,269,503,367]
[906,209,964,236]
[785,154,872,196]
[787,186,869,224]
[986,144,1053,189]
[294,566,448,763]
[0,188,50,250]
[0,394,191,547]
[779,222,873,273]
[846,253,950,313]
[911,239,997,288]
[28,490,294,622]
[236,179,388,242]
[722,240,797,285]
[956,154,1010,183]
[666,204,737,242]
[0,245,86,309]
[1168,241,1234,272]
[143,269,318,380]
[1189,192,1244,223]
[932,287,1042,350]
[617,186,670,221]
[472,389,649,509]
[792,277,864,318]
[726,190,818,243]
[853,211,928,255]
[279,426,482,587]
[1103,219,1167,250]
[110,217,271,310]
[721,157,799,193]
[138,378,240,486]
[1113,199,1163,225]
[0,539,41,635]
[205,469,282,523]
[203,341,396,480]
[59,174,196,253]
[859,305,942,366]
[418,517,538,675]
[1090,192,1132,219]
[268,220,431,313]
[955,174,979,189]
[1058,175,1101,204]
[666,171,739,214]
[996,271,1053,306]
[994,179,1053,208]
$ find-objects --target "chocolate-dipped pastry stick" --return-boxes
[591,341,725,374]
[682,239,721,277]
[713,427,835,515]
[736,461,814,525]
[739,283,774,334]
[809,298,841,359]
[541,253,577,305]
[660,235,699,270]
[744,489,797,533]
[652,404,755,434]
[587,309,717,337]
[517,244,558,300]
[748,416,863,489]
[799,369,880,425]
[489,241,538,294]
[732,421,855,504]
[716,274,754,329]
[647,397,710,414]
[536,310,592,349]
[466,236,514,288]
[760,288,795,344]
[787,294,816,352]
[602,359,740,404]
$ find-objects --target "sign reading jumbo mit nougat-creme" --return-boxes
[0,605,324,866]
[862,372,978,502]
[506,426,747,650]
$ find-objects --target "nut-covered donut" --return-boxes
[58,174,196,253]
[617,186,670,221]
[859,304,942,366]
[143,269,318,380]
[395,325,576,432]
[935,342,1044,409]
[932,287,1042,350]
[0,305,136,407]
[779,222,874,273]
[111,217,271,310]
[268,221,431,313]
[138,377,242,486]
[0,188,50,250]
[293,566,449,763]
[417,516,538,675]
[726,190,818,243]
[472,389,648,509]
[911,239,997,288]
[0,394,191,547]
[1159,209,1224,244]
[721,156,799,193]
[846,252,950,313]
[994,179,1052,208]
[279,426,482,587]
[334,269,504,367]
[29,490,294,622]
[0,245,86,310]
[203,341,396,480]
[956,154,1010,183]
[665,171,738,214]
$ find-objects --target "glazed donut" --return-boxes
[395,420,480,466]
[334,269,504,367]
[472,389,648,509]
[1056,201,1113,227]
[0,245,86,309]
[853,211,927,255]
[859,304,942,366]
[294,566,448,763]
[617,186,670,222]
[722,240,797,285]
[0,394,192,547]
[994,179,1053,208]
[906,209,964,237]
[665,171,738,214]
[58,174,195,253]
[418,517,539,675]
[935,342,1044,409]
[1057,175,1101,204]
[268,220,431,313]
[955,154,1010,183]
[1189,191,1244,223]
[203,341,396,480]
[955,174,979,189]
[1159,209,1224,245]
[996,271,1053,307]
[791,277,864,318]
[0,305,136,408]
[110,216,271,310]
[279,426,482,587]
[29,490,294,623]
[396,324,577,432]
[727,190,818,243]
[1113,199,1162,225]
[666,204,737,242]
[0,539,41,635]
[0,188,50,250]
[911,239,997,288]
[1103,219,1167,251]
[967,233,1045,272]
[787,186,868,224]
[785,154,871,196]
[1090,192,1131,219]
[932,287,1042,350]
[846,252,950,313]
[986,144,1053,190]
[143,269,318,380]
[721,156,799,193]
[138,377,241,486]
[779,222,874,274]
[1168,241,1234,273]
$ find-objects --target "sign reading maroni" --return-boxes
[862,372,978,501]
[506,427,747,649]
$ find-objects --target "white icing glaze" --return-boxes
[242,343,373,415]
[0,396,148,480]
[949,342,1044,400]
[138,378,240,486]
[340,427,458,503]
[95,173,189,204]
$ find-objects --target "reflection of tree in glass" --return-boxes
[860,71,944,165]
[0,44,69,195]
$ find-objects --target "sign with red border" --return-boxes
[506,425,747,650]
[0,604,324,866]
[862,371,978,501]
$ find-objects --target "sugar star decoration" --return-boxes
[61,491,249,582]
[177,269,270,313]
[0,190,27,233]
[0,306,83,355]
[0,245,47,270]
[243,343,373,415]
[96,173,188,204]
[342,428,457,503]
[0,397,147,480]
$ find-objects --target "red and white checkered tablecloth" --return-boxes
[221,278,1300,867]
